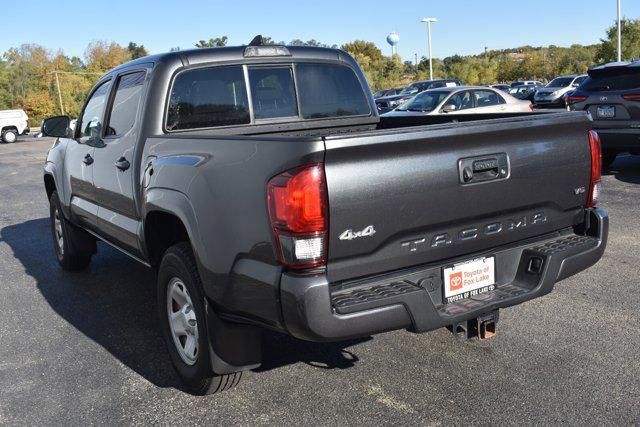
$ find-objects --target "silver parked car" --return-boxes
[382,86,532,117]
[534,74,587,108]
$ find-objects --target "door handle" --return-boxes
[83,153,94,165]
[115,157,130,171]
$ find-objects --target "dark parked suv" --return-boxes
[375,79,462,113]
[567,60,640,166]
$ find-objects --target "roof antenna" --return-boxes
[248,35,263,46]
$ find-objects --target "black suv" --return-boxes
[567,61,640,166]
[375,79,462,113]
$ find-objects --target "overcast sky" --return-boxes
[4,0,638,61]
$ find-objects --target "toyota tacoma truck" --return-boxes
[41,40,608,395]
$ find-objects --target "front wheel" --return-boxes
[49,191,94,270]
[157,242,241,395]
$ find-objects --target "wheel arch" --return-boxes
[143,188,206,270]
[44,173,56,200]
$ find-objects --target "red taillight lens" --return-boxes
[586,130,602,208]
[567,96,588,104]
[267,164,328,269]
[622,92,640,100]
[528,103,534,111]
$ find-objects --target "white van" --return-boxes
[0,109,30,143]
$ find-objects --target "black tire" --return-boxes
[157,242,241,395]
[49,191,94,270]
[1,129,18,143]
[602,152,617,168]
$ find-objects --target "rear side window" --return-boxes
[167,66,249,130]
[106,72,145,137]
[581,71,640,92]
[249,67,297,120]
[474,90,504,107]
[296,63,370,119]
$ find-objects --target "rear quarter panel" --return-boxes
[141,134,324,326]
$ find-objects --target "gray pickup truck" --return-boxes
[41,41,608,395]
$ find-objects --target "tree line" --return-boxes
[1,20,637,126]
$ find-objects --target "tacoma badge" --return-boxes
[339,225,376,241]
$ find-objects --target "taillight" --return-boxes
[267,164,328,269]
[586,130,602,208]
[567,96,588,104]
[622,92,640,100]
[528,103,534,111]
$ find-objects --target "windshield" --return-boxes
[399,84,419,95]
[396,91,448,112]
[546,77,574,88]
[581,71,640,92]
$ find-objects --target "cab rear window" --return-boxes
[166,62,369,130]
[166,66,250,131]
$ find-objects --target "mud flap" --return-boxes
[204,299,262,375]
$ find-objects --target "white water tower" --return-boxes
[386,32,400,56]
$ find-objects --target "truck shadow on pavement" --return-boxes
[1,218,366,391]
[604,154,640,184]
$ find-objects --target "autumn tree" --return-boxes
[84,40,131,72]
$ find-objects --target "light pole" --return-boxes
[420,18,437,80]
[617,0,622,62]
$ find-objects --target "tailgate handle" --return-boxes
[459,154,508,184]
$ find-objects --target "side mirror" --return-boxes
[441,104,457,113]
[42,115,71,138]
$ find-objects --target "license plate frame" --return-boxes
[442,256,496,304]
[597,106,615,119]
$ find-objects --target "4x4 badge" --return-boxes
[339,225,376,241]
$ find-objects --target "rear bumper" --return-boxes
[594,128,640,151]
[280,208,608,342]
[534,99,565,108]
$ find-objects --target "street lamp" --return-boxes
[617,0,622,62]
[420,17,437,80]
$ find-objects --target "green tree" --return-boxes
[340,40,383,62]
[195,36,228,48]
[127,42,149,59]
[596,19,640,63]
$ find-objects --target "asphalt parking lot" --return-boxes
[0,136,638,425]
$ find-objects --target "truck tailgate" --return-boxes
[324,112,592,283]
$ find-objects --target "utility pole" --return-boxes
[49,70,103,116]
[617,0,622,62]
[53,71,64,115]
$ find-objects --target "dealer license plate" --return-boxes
[443,256,496,304]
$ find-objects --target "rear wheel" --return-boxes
[157,242,241,395]
[602,151,617,168]
[1,129,17,143]
[49,191,94,270]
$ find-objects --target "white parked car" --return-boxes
[0,109,30,143]
[382,86,532,117]
[534,74,588,108]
